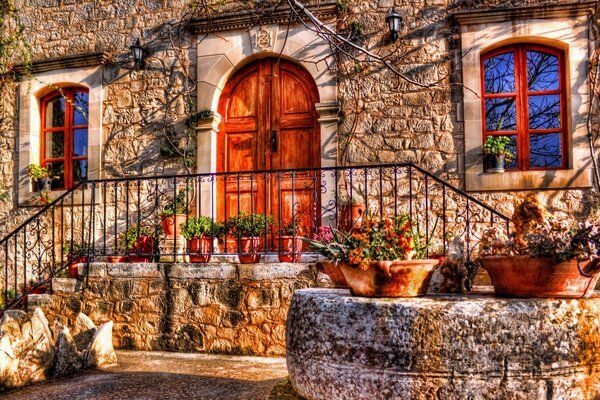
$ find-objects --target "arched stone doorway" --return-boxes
[216,58,320,225]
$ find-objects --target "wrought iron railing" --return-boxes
[0,163,510,311]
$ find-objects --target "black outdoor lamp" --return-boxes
[129,38,145,69]
[386,8,402,42]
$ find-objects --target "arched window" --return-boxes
[40,88,89,190]
[481,44,567,170]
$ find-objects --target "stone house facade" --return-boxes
[0,0,599,237]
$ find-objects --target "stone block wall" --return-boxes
[37,262,330,356]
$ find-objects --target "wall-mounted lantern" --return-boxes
[386,9,402,42]
[129,39,145,69]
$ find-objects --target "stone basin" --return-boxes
[286,289,600,400]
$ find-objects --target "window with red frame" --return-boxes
[481,44,567,170]
[41,88,89,190]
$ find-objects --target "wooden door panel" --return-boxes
[276,129,314,170]
[218,59,320,230]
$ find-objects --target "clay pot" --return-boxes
[341,204,365,231]
[275,236,303,262]
[479,255,600,298]
[68,256,88,278]
[161,214,187,236]
[316,261,348,288]
[339,259,439,297]
[238,237,263,264]
[107,255,128,263]
[187,236,213,263]
[128,235,154,263]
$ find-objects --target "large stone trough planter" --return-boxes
[286,289,600,400]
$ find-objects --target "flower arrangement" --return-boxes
[480,221,600,262]
[305,214,432,270]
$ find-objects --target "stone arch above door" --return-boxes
[195,23,339,178]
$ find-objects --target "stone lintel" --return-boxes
[13,52,109,75]
[188,2,337,33]
[453,1,596,25]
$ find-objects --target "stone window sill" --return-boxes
[20,185,101,207]
[465,168,593,192]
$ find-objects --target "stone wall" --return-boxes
[35,262,330,356]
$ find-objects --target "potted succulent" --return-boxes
[63,239,89,278]
[123,225,154,262]
[226,212,274,264]
[478,195,600,298]
[180,216,223,263]
[304,214,439,297]
[275,218,307,262]
[482,135,513,173]
[159,188,190,236]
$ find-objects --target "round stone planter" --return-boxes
[286,289,600,400]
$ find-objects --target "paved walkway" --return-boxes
[3,350,299,400]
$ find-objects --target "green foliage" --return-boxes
[279,218,308,237]
[122,225,151,250]
[226,212,274,237]
[336,0,349,14]
[27,163,51,179]
[160,186,191,217]
[55,269,68,278]
[180,216,224,240]
[349,20,363,37]
[63,239,88,257]
[482,136,514,162]
[0,0,31,95]
[160,106,211,171]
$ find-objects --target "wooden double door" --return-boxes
[217,58,321,231]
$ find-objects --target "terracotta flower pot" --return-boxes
[341,204,365,230]
[238,237,263,264]
[161,214,188,236]
[187,236,213,263]
[316,261,348,288]
[479,255,600,298]
[339,259,439,297]
[128,235,154,263]
[107,255,128,263]
[68,256,88,278]
[275,236,303,262]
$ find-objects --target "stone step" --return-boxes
[51,278,82,293]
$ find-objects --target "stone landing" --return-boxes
[286,289,600,400]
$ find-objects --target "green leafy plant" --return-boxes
[278,218,308,237]
[180,216,224,240]
[122,225,152,251]
[27,163,52,179]
[63,239,88,258]
[160,187,191,217]
[226,212,274,237]
[55,269,68,278]
[482,136,514,162]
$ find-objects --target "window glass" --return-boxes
[45,97,65,128]
[73,92,89,126]
[73,128,88,156]
[44,131,64,159]
[528,95,561,129]
[527,51,559,91]
[73,160,88,182]
[483,52,515,93]
[485,98,517,131]
[529,133,562,168]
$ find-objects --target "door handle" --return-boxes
[271,129,278,153]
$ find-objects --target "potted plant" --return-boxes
[106,245,128,263]
[159,188,190,236]
[180,216,223,263]
[478,197,600,298]
[63,240,89,278]
[482,135,514,173]
[275,218,307,262]
[338,186,367,231]
[27,163,53,192]
[226,212,274,264]
[123,225,154,262]
[312,226,348,288]
[304,214,439,297]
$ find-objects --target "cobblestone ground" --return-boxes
[2,350,298,400]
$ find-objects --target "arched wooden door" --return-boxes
[217,58,321,232]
